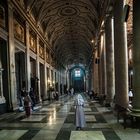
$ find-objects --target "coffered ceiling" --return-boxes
[23,0,110,68]
[15,0,110,66]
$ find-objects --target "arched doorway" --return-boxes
[70,67,85,93]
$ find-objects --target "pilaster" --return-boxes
[8,2,17,109]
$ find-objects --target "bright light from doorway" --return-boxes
[75,69,81,77]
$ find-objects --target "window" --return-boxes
[75,69,81,77]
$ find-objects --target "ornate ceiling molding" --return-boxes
[24,0,109,66]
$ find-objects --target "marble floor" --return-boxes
[0,93,140,140]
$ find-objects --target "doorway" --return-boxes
[15,51,25,108]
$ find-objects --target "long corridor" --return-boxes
[0,93,140,140]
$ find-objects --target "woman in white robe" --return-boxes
[74,94,86,130]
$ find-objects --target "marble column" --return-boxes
[98,39,102,96]
[91,61,94,90]
[102,32,107,96]
[44,45,47,99]
[36,36,42,102]
[114,0,128,108]
[89,65,93,91]
[58,71,60,94]
[8,2,16,110]
[49,67,52,87]
[53,70,55,87]
[99,32,107,97]
[132,0,140,113]
[93,50,99,94]
[85,70,89,91]
[105,16,115,106]
[66,70,70,90]
[25,22,31,92]
[55,70,58,91]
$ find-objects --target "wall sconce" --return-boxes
[47,78,50,84]
[52,81,55,85]
[129,48,132,60]
[91,39,94,43]
[130,70,133,76]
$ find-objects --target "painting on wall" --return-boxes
[39,40,44,59]
[14,19,25,43]
[29,30,37,53]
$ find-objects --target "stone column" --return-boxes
[53,70,55,87]
[132,0,140,113]
[49,67,52,87]
[105,16,115,106]
[93,50,99,94]
[66,70,70,90]
[89,65,93,91]
[58,71,60,94]
[8,2,17,110]
[114,0,129,108]
[99,32,107,98]
[102,32,107,96]
[44,45,47,99]
[91,62,94,90]
[36,36,41,102]
[25,22,31,92]
[85,70,89,91]
[59,71,62,94]
[98,39,102,96]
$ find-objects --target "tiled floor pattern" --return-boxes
[0,93,140,140]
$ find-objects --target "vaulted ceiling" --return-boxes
[24,0,110,68]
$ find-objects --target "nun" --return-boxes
[74,94,86,130]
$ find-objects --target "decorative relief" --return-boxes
[39,40,44,59]
[58,6,79,17]
[14,19,25,43]
[0,5,5,28]
[29,30,36,53]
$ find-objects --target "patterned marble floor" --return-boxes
[0,93,140,140]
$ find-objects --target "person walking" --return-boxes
[74,94,86,130]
